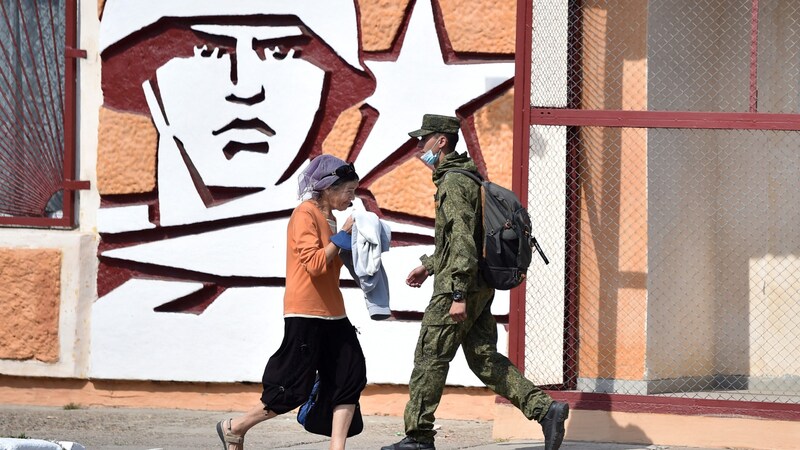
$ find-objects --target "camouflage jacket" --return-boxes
[420,151,490,296]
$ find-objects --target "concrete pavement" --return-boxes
[0,405,722,450]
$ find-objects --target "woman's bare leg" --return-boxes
[222,403,277,450]
[329,404,356,450]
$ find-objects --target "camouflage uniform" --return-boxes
[404,150,554,444]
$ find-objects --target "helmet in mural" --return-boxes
[99,0,364,71]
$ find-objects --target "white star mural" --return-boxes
[356,0,515,177]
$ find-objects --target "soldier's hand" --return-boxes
[449,300,467,322]
[406,265,429,287]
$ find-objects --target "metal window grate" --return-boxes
[0,0,76,227]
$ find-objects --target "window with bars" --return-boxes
[0,0,82,228]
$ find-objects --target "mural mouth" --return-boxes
[213,118,276,137]
[222,141,270,160]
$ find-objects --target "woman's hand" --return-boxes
[342,215,355,233]
[406,265,429,287]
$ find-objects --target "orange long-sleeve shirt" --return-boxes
[283,200,345,318]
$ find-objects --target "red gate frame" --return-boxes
[510,0,800,421]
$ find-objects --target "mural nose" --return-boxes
[226,85,265,105]
[226,46,267,105]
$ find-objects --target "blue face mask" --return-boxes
[420,137,441,166]
[420,148,440,166]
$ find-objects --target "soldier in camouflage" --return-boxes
[381,114,570,450]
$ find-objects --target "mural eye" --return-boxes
[271,45,293,60]
[195,44,228,58]
[254,36,310,61]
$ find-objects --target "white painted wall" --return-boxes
[90,278,509,386]
[523,0,569,385]
[88,0,515,388]
[747,1,800,380]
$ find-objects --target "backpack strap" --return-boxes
[445,169,489,256]
[446,168,483,184]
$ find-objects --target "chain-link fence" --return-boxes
[522,1,800,405]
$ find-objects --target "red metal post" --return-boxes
[61,0,78,228]
[510,0,534,370]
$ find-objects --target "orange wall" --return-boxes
[0,376,495,421]
[0,249,62,363]
[576,1,648,380]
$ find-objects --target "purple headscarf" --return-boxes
[298,154,350,199]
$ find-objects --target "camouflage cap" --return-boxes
[408,114,461,138]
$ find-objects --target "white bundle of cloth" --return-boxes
[340,210,392,320]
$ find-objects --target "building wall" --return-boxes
[742,0,800,381]
[0,0,519,398]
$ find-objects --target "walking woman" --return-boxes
[217,155,366,450]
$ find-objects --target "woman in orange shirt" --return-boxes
[217,155,365,450]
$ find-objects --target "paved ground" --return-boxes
[0,405,723,450]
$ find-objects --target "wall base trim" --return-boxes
[493,402,800,450]
[0,376,495,420]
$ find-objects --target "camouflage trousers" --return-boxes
[404,288,553,443]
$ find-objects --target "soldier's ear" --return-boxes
[442,137,456,153]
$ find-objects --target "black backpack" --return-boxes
[448,169,549,290]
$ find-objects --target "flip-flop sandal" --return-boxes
[216,418,244,450]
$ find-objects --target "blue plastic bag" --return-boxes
[297,375,363,437]
[297,376,320,426]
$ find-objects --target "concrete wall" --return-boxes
[748,0,800,382]
[647,0,800,389]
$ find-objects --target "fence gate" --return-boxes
[512,0,800,415]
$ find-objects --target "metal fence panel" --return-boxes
[523,0,800,405]
[526,124,800,403]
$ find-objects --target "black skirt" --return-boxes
[260,316,367,415]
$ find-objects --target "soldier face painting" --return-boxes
[151,24,325,190]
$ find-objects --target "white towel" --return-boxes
[352,210,384,277]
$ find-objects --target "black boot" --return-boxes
[380,436,435,450]
[540,401,569,450]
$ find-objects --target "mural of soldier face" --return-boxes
[153,24,325,190]
[93,0,516,387]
